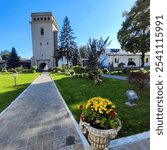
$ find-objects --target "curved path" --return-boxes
[101,74,128,80]
[0,73,87,150]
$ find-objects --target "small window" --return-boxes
[40,28,44,35]
[40,43,42,45]
[44,17,46,20]
[33,18,36,21]
[37,18,39,21]
[48,17,50,20]
[115,58,119,63]
[47,42,49,45]
[41,17,43,21]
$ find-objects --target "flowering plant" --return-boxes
[80,97,120,129]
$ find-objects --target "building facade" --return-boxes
[30,12,58,70]
[101,49,150,68]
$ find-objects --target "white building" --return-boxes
[101,49,150,68]
[30,12,59,70]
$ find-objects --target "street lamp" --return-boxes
[13,71,18,86]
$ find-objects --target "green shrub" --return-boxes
[7,68,15,72]
[88,71,94,80]
[102,68,109,74]
[122,68,131,74]
[118,62,125,68]
[72,66,86,74]
[31,66,37,73]
[1,67,7,72]
[70,70,75,75]
[83,73,89,79]
[128,61,136,66]
[55,67,63,73]
[15,67,25,72]
[22,68,31,73]
[62,64,67,73]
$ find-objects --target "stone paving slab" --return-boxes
[0,73,85,150]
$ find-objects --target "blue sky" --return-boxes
[0,0,136,59]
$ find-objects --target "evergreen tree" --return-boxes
[7,47,20,68]
[72,49,82,66]
[59,16,77,69]
[117,0,150,67]
[79,45,89,59]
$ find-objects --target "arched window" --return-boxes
[40,28,44,35]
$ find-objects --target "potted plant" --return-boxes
[79,97,121,150]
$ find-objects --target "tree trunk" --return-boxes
[67,49,69,69]
[55,58,58,67]
[141,52,145,67]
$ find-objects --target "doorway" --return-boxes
[39,63,48,71]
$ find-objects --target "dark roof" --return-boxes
[110,49,120,53]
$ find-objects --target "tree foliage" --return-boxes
[117,0,150,67]
[7,47,20,68]
[72,49,82,66]
[88,37,111,70]
[79,45,89,59]
[0,50,10,61]
[87,37,111,84]
[59,16,77,68]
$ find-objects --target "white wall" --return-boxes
[101,53,150,68]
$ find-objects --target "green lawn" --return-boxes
[52,74,150,138]
[0,72,39,113]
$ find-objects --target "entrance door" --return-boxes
[39,63,48,71]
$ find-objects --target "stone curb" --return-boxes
[109,131,150,149]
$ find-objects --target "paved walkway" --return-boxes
[101,74,128,80]
[0,73,85,150]
[0,73,150,150]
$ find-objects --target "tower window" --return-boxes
[40,17,43,21]
[40,28,44,35]
[48,17,50,20]
[44,17,46,20]
[33,18,36,21]
[37,18,39,21]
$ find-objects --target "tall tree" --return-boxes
[117,0,150,67]
[59,16,77,69]
[0,50,10,61]
[79,45,89,59]
[72,49,82,66]
[7,47,20,68]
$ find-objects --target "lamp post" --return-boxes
[13,71,18,86]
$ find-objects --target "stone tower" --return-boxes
[30,12,58,70]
